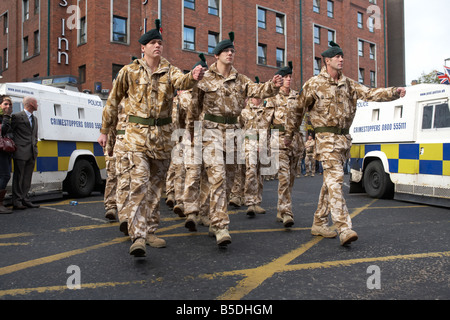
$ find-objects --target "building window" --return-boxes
[258,8,266,29]
[34,0,40,14]
[327,1,334,18]
[313,0,320,13]
[276,14,285,34]
[314,26,320,44]
[3,13,8,35]
[358,40,364,56]
[357,12,363,29]
[314,57,321,75]
[368,17,375,32]
[359,68,364,84]
[112,64,124,81]
[79,16,87,44]
[3,48,8,70]
[370,71,376,88]
[208,31,219,54]
[23,36,29,59]
[112,16,127,43]
[79,65,86,84]
[23,0,30,21]
[276,48,285,68]
[184,0,195,10]
[34,30,40,54]
[208,0,219,16]
[328,30,335,45]
[370,44,376,60]
[184,26,195,51]
[258,43,267,65]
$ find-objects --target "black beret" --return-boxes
[139,19,163,45]
[276,61,293,77]
[213,32,235,55]
[255,76,260,84]
[192,53,208,69]
[321,41,344,58]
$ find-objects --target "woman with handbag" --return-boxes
[0,95,13,214]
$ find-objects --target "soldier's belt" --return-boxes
[314,126,349,135]
[128,115,172,126]
[116,130,125,135]
[271,124,285,132]
[204,114,238,124]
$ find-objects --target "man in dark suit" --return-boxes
[11,96,39,209]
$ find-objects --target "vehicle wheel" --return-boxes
[67,159,95,198]
[363,160,394,199]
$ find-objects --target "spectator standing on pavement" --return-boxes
[11,96,40,210]
[285,41,406,245]
[0,95,13,214]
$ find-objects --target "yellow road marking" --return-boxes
[0,233,34,240]
[214,199,377,300]
[0,243,30,247]
[0,279,156,298]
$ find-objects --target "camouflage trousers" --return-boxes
[116,150,170,241]
[113,138,130,225]
[277,150,300,218]
[244,140,263,206]
[230,164,244,202]
[305,153,315,175]
[166,146,186,205]
[313,159,352,233]
[104,155,117,211]
[182,145,210,218]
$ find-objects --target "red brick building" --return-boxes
[0,0,404,94]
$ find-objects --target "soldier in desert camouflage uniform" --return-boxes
[165,89,190,217]
[286,42,406,246]
[186,32,283,246]
[266,62,304,228]
[97,20,206,257]
[239,78,274,217]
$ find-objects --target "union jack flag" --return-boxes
[437,72,449,84]
[437,67,450,84]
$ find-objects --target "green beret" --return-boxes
[321,41,344,58]
[139,19,163,45]
[192,53,208,69]
[276,61,293,77]
[255,76,260,84]
[213,32,235,55]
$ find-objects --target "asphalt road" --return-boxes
[0,174,448,305]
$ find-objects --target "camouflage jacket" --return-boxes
[266,89,304,156]
[101,57,197,159]
[286,67,400,161]
[239,100,273,132]
[188,63,279,132]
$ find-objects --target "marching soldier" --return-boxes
[186,32,283,246]
[266,62,304,228]
[285,41,406,246]
[97,20,206,257]
[240,78,274,217]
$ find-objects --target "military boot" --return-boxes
[173,203,185,217]
[340,229,358,246]
[185,213,197,232]
[146,233,166,248]
[216,228,231,246]
[129,238,146,257]
[311,224,337,238]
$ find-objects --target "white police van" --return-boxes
[0,82,106,200]
[349,84,450,207]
